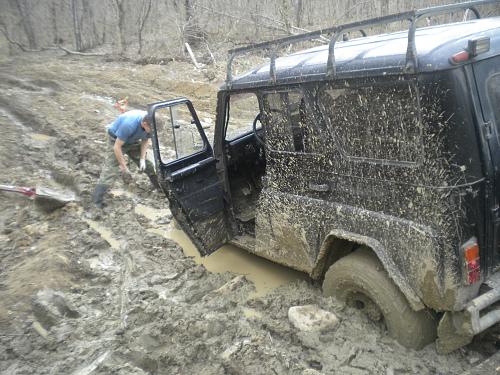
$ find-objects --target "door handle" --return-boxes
[308,182,329,192]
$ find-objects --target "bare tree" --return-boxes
[1,0,498,58]
[295,0,303,28]
[184,0,203,46]
[137,0,152,55]
[80,0,101,50]
[113,0,127,54]
[278,0,292,34]
[70,0,82,50]
[11,0,37,49]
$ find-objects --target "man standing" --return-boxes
[92,109,159,208]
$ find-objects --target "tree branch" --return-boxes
[57,45,106,56]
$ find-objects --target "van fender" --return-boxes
[315,229,425,311]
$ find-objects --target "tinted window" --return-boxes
[318,83,422,164]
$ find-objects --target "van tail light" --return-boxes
[461,238,480,285]
[450,37,490,64]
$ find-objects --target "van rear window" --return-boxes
[318,83,423,165]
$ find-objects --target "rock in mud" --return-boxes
[303,369,325,375]
[288,305,339,332]
[220,339,251,361]
[214,275,247,294]
[32,288,79,329]
[147,272,179,286]
[32,320,50,338]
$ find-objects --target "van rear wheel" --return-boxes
[323,248,436,349]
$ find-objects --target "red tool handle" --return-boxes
[0,184,36,198]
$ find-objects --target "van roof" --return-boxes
[224,17,500,90]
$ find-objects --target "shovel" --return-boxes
[0,184,77,211]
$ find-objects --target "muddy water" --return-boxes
[84,218,122,249]
[135,204,307,297]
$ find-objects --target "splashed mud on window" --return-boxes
[319,83,422,164]
[248,75,483,311]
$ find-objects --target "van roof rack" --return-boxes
[226,0,500,85]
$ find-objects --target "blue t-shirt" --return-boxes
[107,110,150,144]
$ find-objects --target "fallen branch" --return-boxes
[184,42,202,69]
[205,42,216,64]
[57,45,106,56]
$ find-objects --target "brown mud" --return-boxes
[0,51,498,374]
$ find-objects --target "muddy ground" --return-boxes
[0,51,498,375]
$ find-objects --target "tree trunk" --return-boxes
[137,0,152,55]
[184,0,201,46]
[113,0,127,54]
[295,0,303,28]
[71,0,82,51]
[13,0,36,49]
[50,2,59,45]
[81,0,99,50]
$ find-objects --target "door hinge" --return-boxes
[484,121,493,139]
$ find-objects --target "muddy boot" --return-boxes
[92,184,109,209]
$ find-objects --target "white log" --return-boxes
[185,42,201,69]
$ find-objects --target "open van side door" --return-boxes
[148,98,231,256]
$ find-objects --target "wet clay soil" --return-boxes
[0,52,498,375]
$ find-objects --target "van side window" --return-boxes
[262,90,320,153]
[488,73,500,132]
[318,84,422,164]
[225,93,260,140]
[262,92,295,152]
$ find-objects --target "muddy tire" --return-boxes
[323,248,436,349]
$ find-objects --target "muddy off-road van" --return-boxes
[148,0,500,351]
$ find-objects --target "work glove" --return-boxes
[139,159,146,172]
[121,169,133,185]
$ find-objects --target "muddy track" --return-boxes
[0,52,498,375]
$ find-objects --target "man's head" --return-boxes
[141,115,152,134]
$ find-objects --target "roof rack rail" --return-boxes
[226,0,499,85]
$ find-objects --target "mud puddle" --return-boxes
[135,203,307,297]
[84,218,122,249]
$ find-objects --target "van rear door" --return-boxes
[473,56,500,270]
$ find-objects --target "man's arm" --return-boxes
[113,138,129,172]
[139,139,150,171]
[140,139,149,160]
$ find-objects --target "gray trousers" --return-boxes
[97,137,156,186]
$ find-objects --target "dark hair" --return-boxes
[143,114,153,125]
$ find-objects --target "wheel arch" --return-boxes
[313,229,425,311]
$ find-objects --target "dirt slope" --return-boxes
[0,51,498,375]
